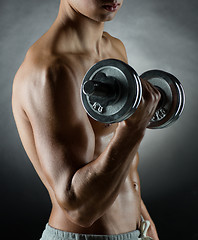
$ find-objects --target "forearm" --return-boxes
[65,126,145,226]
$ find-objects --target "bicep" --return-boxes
[24,64,86,192]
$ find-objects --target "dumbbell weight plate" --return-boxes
[140,70,185,129]
[81,59,142,124]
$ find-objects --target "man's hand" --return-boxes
[140,199,159,240]
[119,79,161,132]
[147,220,159,240]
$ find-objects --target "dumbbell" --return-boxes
[80,59,185,129]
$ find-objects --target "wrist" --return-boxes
[116,121,146,141]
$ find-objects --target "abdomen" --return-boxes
[99,173,141,234]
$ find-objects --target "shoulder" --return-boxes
[103,31,128,63]
[12,47,74,114]
[13,45,73,90]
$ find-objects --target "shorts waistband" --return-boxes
[41,224,141,240]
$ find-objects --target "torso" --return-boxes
[12,28,141,235]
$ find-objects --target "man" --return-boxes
[12,0,160,239]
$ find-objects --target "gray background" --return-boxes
[0,0,198,239]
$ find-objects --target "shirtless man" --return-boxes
[12,0,160,239]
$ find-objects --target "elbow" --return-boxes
[55,189,97,228]
[67,209,96,228]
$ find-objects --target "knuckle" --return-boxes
[154,92,160,102]
[148,92,156,102]
[147,93,159,107]
[140,97,145,105]
[155,88,161,98]
[141,83,161,106]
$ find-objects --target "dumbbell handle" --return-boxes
[83,78,166,110]
[83,73,122,106]
[83,81,115,98]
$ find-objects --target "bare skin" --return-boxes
[12,0,159,239]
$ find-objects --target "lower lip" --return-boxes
[102,4,119,12]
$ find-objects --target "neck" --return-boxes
[54,0,105,55]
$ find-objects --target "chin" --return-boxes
[94,13,116,23]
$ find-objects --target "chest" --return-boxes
[61,40,128,156]
[67,55,121,152]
